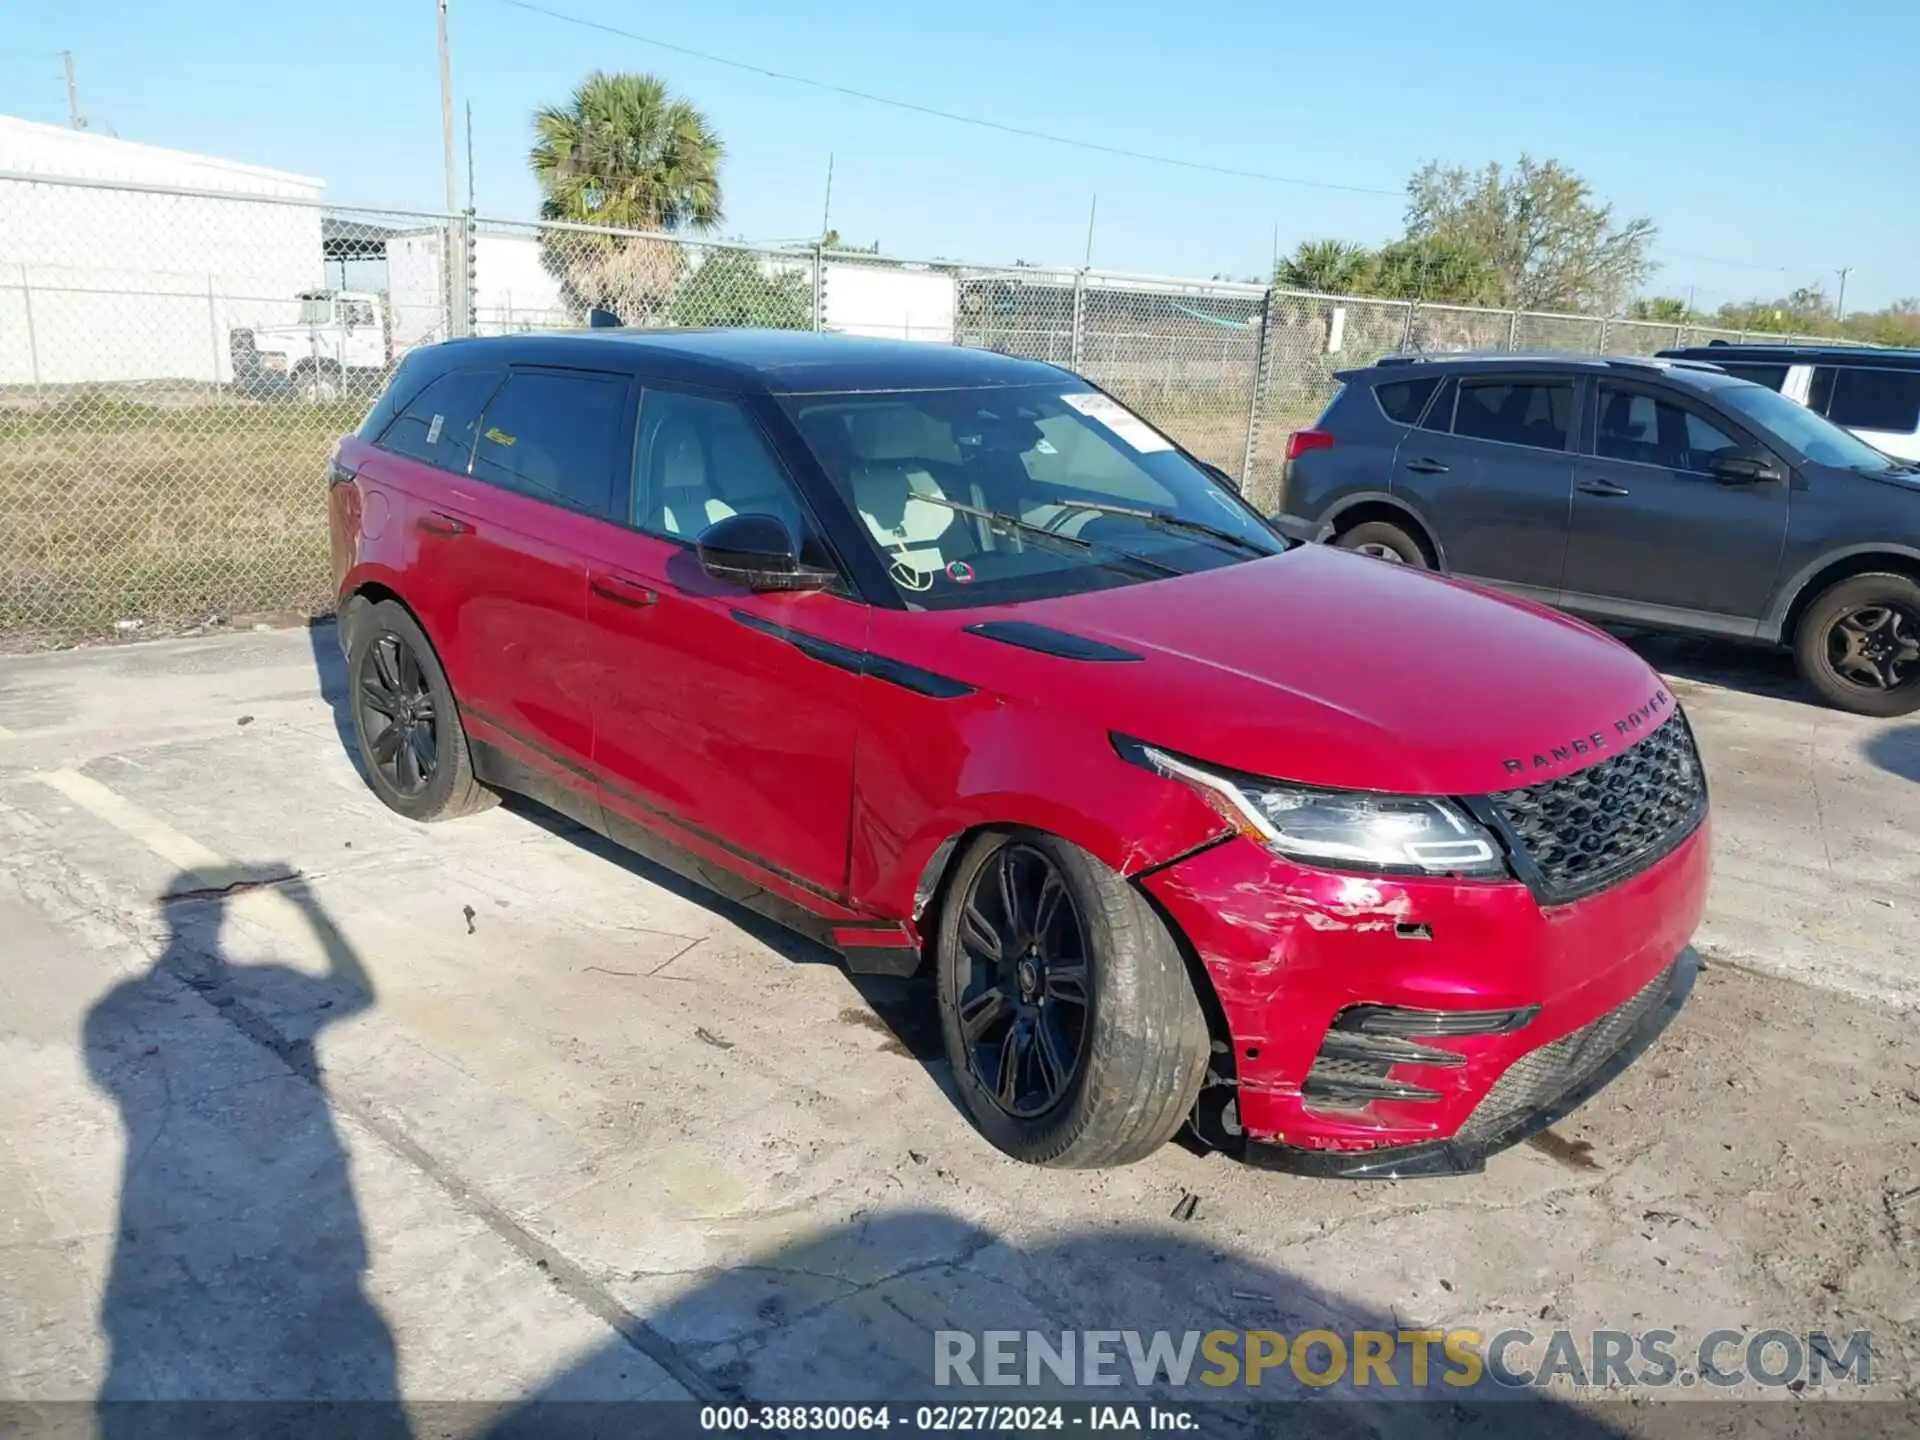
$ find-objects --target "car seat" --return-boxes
[648,415,735,538]
[845,407,958,587]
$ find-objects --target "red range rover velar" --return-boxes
[330,329,1709,1178]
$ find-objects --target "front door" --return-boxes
[1391,373,1578,602]
[581,384,864,901]
[1559,379,1790,632]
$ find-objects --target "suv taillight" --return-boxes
[1286,429,1335,462]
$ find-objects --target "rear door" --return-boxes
[447,365,636,771]
[1559,379,1789,632]
[349,359,505,684]
[1391,372,1577,601]
[579,383,865,901]
[1809,364,1920,461]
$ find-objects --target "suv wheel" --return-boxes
[935,831,1209,1168]
[1792,572,1920,717]
[1335,519,1428,568]
[348,600,498,821]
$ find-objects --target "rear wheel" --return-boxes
[1792,572,1920,717]
[348,600,497,821]
[935,831,1209,1168]
[1335,519,1428,568]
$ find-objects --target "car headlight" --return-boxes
[1117,737,1507,879]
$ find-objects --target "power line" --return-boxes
[492,0,1403,199]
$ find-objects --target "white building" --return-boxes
[0,115,325,386]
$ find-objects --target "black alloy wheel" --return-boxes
[1825,601,1920,695]
[356,631,439,797]
[950,842,1091,1119]
[1795,572,1920,717]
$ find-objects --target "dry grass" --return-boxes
[0,396,355,643]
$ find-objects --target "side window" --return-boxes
[1453,380,1574,451]
[1819,367,1920,434]
[471,369,629,516]
[1718,363,1790,392]
[341,299,377,328]
[1595,384,1740,474]
[632,389,812,545]
[1416,378,1456,432]
[1374,376,1440,425]
[375,366,504,473]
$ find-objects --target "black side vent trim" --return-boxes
[964,621,1143,663]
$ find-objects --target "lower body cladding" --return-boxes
[1140,821,1712,1179]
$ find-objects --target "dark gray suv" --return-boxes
[1271,353,1920,716]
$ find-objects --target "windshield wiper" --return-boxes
[910,494,1184,577]
[1040,498,1278,558]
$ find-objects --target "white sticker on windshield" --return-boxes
[426,413,444,444]
[1062,392,1173,453]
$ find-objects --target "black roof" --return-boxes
[429,328,1069,393]
[1657,343,1920,370]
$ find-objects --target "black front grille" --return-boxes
[1488,711,1705,904]
[1456,961,1677,1141]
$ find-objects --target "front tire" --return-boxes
[1792,572,1920,717]
[348,599,497,821]
[1335,519,1428,568]
[935,831,1209,1168]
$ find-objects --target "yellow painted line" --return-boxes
[31,767,752,1220]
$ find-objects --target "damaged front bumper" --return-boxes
[1139,822,1711,1176]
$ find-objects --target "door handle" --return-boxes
[1404,458,1450,475]
[416,511,472,536]
[591,574,659,607]
[1577,479,1632,497]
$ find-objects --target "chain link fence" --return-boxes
[0,171,1852,645]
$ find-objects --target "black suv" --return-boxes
[1271,353,1920,716]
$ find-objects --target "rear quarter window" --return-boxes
[1373,376,1440,425]
[375,366,506,473]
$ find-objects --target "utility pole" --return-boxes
[1084,194,1097,269]
[61,51,86,129]
[1835,267,1852,324]
[820,153,834,242]
[465,100,476,210]
[436,2,458,218]
[436,0,465,337]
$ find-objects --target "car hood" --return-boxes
[908,547,1679,797]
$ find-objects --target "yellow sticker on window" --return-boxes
[484,427,515,446]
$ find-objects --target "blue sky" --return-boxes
[4,0,1914,310]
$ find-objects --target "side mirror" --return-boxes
[697,512,835,593]
[1711,449,1785,486]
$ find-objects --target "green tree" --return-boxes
[1404,155,1655,312]
[530,72,724,319]
[667,249,812,330]
[1629,296,1693,323]
[1273,239,1374,296]
[1368,236,1502,305]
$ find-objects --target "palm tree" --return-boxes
[1274,239,1374,297]
[529,72,724,321]
[531,71,723,231]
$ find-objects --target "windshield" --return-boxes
[780,383,1286,608]
[298,297,334,325]
[1716,380,1901,471]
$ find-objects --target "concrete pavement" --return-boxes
[0,625,1914,1428]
